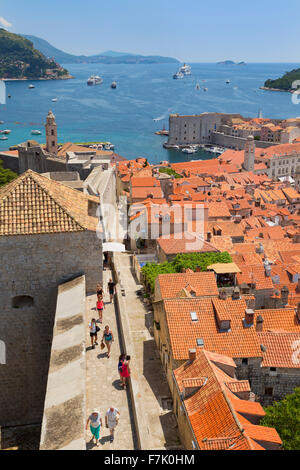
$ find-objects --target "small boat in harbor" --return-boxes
[104,142,114,150]
[28,84,35,89]
[31,130,42,135]
[87,75,103,86]
[1,129,11,134]
[0,136,8,140]
[182,147,197,154]
[111,81,117,89]
[226,80,230,84]
[173,71,184,80]
[203,87,208,92]
[195,82,200,90]
[51,98,58,102]
[0,120,4,124]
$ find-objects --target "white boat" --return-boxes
[207,146,223,154]
[0,121,4,124]
[28,84,35,89]
[179,63,192,75]
[87,75,103,86]
[203,87,208,92]
[182,147,197,154]
[0,136,8,140]
[104,142,114,150]
[173,71,184,80]
[31,130,42,135]
[1,129,11,134]
[226,80,230,84]
[51,98,58,102]
[111,81,117,89]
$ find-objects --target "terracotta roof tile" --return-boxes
[156,272,219,299]
[0,170,98,236]
[164,298,262,360]
[257,331,300,368]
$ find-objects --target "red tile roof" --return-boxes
[156,272,219,300]
[258,331,300,368]
[173,349,281,450]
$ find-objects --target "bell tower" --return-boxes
[243,135,255,172]
[45,110,58,155]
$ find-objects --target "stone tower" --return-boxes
[45,110,58,155]
[243,135,255,172]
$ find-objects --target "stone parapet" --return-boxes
[39,275,87,450]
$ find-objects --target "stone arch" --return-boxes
[12,295,34,309]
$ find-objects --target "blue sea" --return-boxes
[1,62,300,164]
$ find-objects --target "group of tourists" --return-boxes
[87,279,131,447]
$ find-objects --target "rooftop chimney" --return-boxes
[281,286,289,307]
[256,315,264,332]
[244,309,254,326]
[189,349,196,362]
[232,287,240,300]
[219,289,228,300]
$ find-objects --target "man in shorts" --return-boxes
[105,406,120,443]
[107,279,116,303]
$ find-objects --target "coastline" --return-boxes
[260,86,300,94]
[2,75,74,82]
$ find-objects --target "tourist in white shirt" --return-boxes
[105,407,120,443]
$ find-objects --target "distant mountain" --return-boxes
[217,60,246,65]
[98,51,134,58]
[22,34,179,64]
[0,29,70,79]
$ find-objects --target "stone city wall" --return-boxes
[0,230,102,427]
[39,275,86,450]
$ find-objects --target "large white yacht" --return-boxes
[87,75,103,86]
[179,63,192,75]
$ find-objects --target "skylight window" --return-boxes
[190,311,198,322]
[196,338,204,347]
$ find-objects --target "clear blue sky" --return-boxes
[1,0,299,62]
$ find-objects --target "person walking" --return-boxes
[102,325,114,358]
[105,407,120,443]
[107,278,116,303]
[96,295,105,323]
[89,318,99,349]
[86,409,102,447]
[96,284,103,298]
[118,354,126,383]
[120,355,130,389]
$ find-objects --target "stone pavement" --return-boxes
[85,268,137,450]
[114,252,182,450]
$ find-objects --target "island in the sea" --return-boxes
[262,67,300,92]
[22,34,180,65]
[0,28,71,80]
[217,60,246,65]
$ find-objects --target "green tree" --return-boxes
[141,252,232,292]
[260,388,300,450]
[0,160,18,187]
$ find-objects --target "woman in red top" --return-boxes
[96,295,105,323]
[120,355,131,389]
